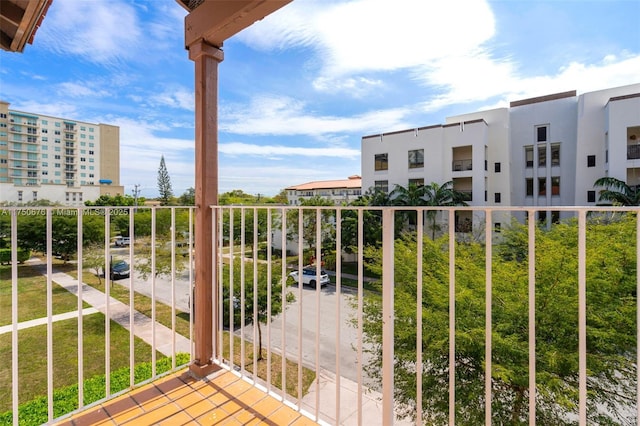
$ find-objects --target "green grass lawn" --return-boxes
[0,264,90,326]
[0,261,314,419]
[0,313,162,414]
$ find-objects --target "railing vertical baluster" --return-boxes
[104,207,111,398]
[229,208,235,369]
[266,208,273,391]
[382,207,395,426]
[77,208,84,409]
[217,207,224,363]
[578,209,587,424]
[129,207,135,387]
[151,207,157,376]
[528,210,536,425]
[416,208,423,425]
[448,209,456,426]
[189,207,194,361]
[297,207,303,404]
[485,209,493,425]
[253,208,259,379]
[46,208,53,422]
[171,207,177,368]
[315,208,322,418]
[280,207,287,397]
[357,208,364,426]
[11,209,19,426]
[637,212,640,424]
[240,208,246,374]
[335,208,342,424]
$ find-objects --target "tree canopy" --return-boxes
[360,217,637,424]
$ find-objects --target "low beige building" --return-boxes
[285,175,362,205]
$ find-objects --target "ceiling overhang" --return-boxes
[177,0,292,49]
[0,0,52,52]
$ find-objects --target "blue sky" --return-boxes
[1,0,639,198]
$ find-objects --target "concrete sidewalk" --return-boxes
[29,264,191,357]
[0,308,99,335]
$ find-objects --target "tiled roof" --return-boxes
[286,175,361,191]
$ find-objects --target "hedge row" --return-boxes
[0,248,31,264]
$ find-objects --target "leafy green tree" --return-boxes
[594,176,640,206]
[157,155,174,206]
[85,194,140,206]
[222,258,294,360]
[272,189,289,204]
[359,218,637,424]
[178,187,195,206]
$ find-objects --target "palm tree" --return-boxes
[422,181,470,238]
[593,177,640,206]
[391,181,469,238]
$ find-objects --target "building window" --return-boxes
[525,146,533,167]
[551,143,560,166]
[551,176,560,195]
[536,125,548,142]
[587,155,596,167]
[375,153,388,171]
[17,191,22,201]
[494,192,501,203]
[32,191,37,201]
[538,178,546,196]
[374,180,388,192]
[88,150,94,155]
[587,190,596,203]
[538,145,546,167]
[42,129,47,134]
[408,149,424,169]
[408,178,424,186]
[494,223,501,233]
[494,162,501,173]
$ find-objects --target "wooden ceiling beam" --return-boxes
[183,0,292,48]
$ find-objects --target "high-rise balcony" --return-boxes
[1,205,638,425]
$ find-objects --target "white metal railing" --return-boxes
[212,205,640,426]
[1,206,194,425]
[3,205,640,425]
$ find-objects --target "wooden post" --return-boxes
[188,40,224,377]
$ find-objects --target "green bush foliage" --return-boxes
[0,353,189,426]
[0,248,30,264]
[360,216,637,425]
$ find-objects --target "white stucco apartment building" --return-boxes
[0,101,124,206]
[362,83,640,231]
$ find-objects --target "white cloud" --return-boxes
[221,95,411,135]
[220,142,359,158]
[55,82,110,99]
[149,87,194,111]
[239,0,496,92]
[415,52,640,112]
[39,0,142,65]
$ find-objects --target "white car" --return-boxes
[289,267,330,288]
[114,236,131,247]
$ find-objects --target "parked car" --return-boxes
[289,266,330,288]
[114,236,131,247]
[110,260,130,280]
